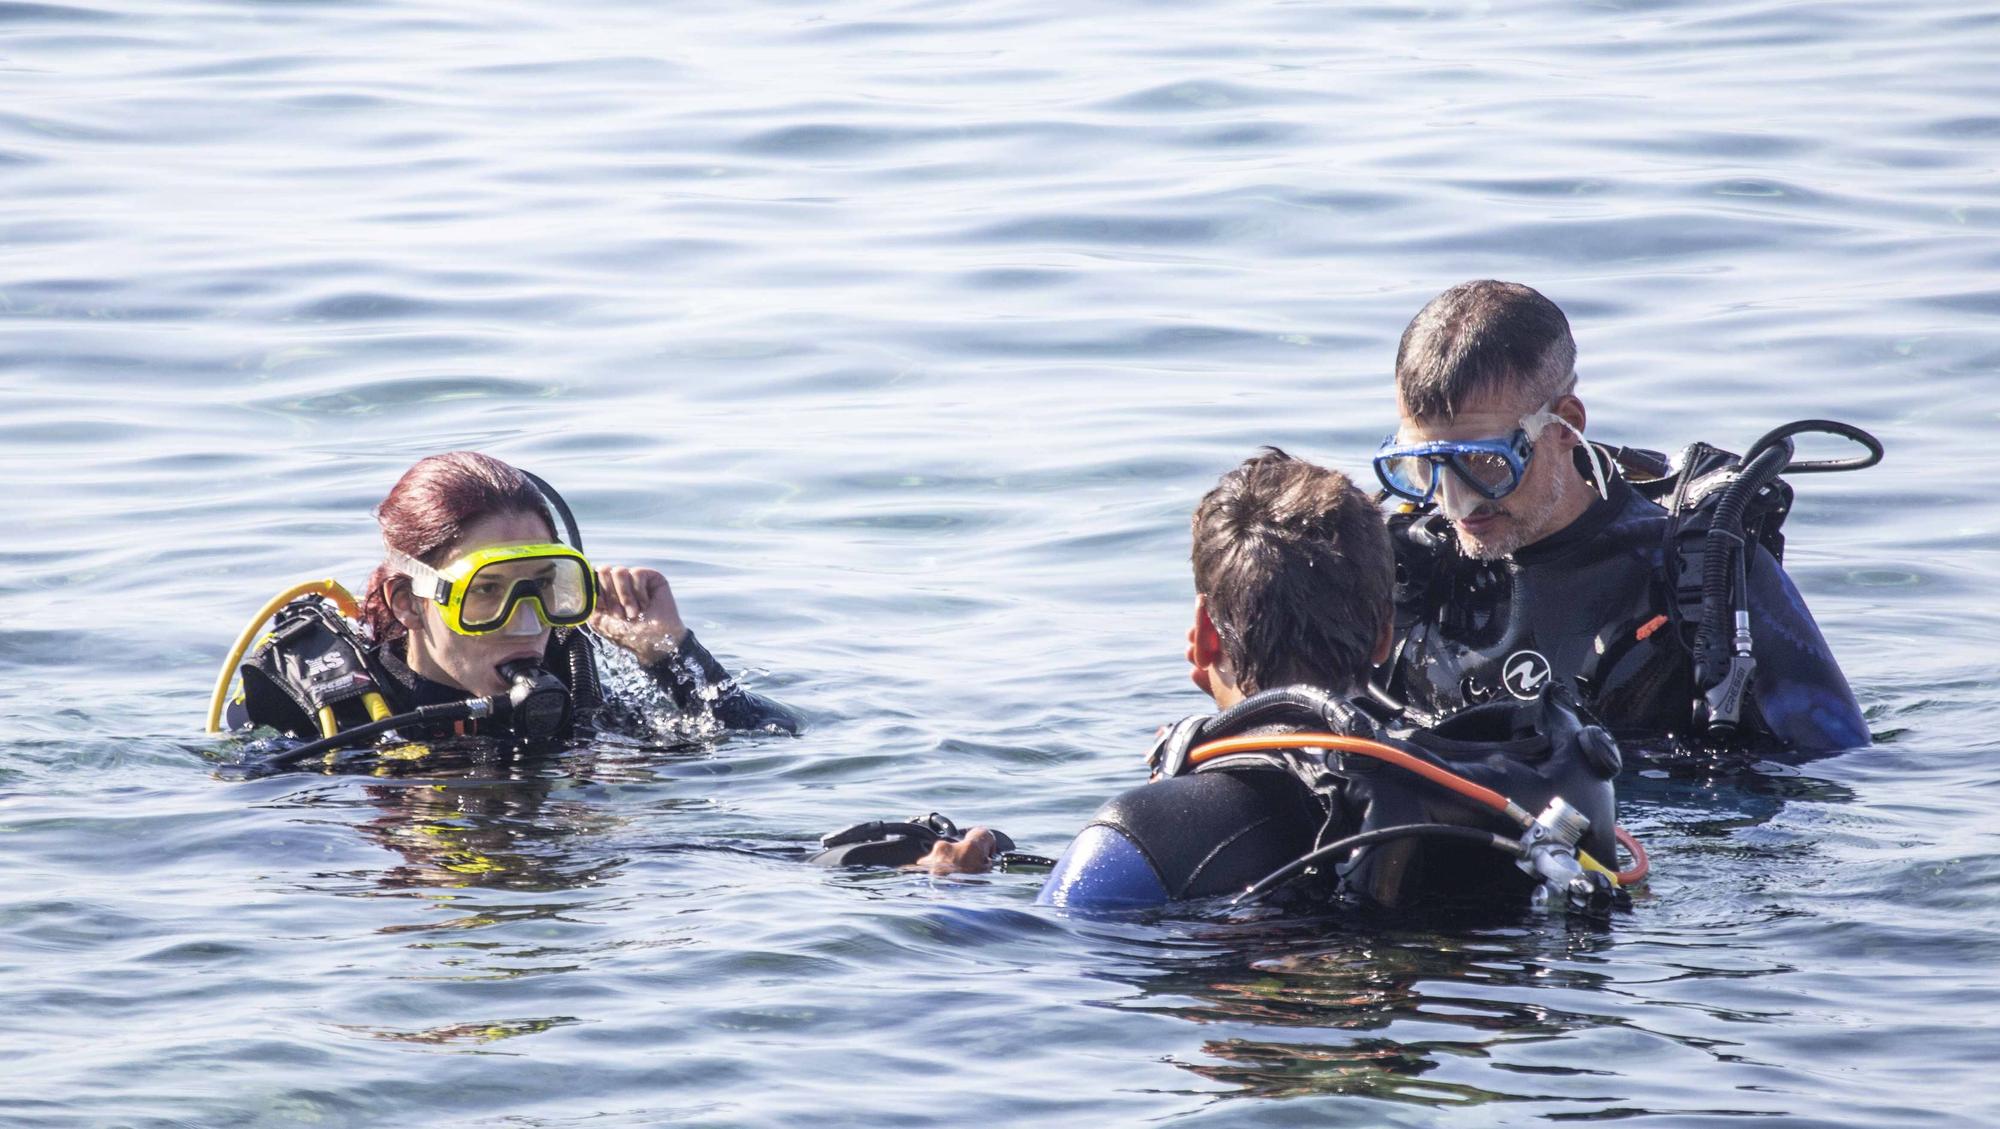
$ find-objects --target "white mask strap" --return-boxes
[1524,406,1610,502]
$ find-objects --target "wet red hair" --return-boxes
[359,451,555,643]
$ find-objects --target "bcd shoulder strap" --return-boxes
[1148,685,1385,780]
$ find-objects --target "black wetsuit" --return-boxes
[228,624,797,746]
[1038,686,1619,911]
[1381,472,1867,751]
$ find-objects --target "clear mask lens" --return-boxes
[1380,454,1437,499]
[458,556,593,632]
[1452,450,1519,493]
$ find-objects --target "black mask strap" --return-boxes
[521,469,585,553]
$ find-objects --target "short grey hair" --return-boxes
[1395,281,1577,420]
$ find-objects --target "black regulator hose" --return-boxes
[257,699,495,771]
[564,629,603,719]
[1693,437,1793,692]
[1687,420,1883,729]
[1742,419,1883,474]
[1234,823,1525,906]
[255,665,559,772]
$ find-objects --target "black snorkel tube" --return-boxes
[521,468,585,553]
[1691,420,1882,739]
[520,467,602,720]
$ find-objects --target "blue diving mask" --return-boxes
[1374,402,1609,506]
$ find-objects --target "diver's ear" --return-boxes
[1192,596,1226,670]
[1370,617,1394,666]
[1554,393,1587,440]
[388,579,423,630]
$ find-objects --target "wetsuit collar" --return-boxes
[1508,467,1633,566]
[373,642,481,708]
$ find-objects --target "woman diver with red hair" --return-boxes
[213,451,795,767]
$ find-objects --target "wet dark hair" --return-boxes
[359,451,555,643]
[1395,280,1576,421]
[1191,449,1394,695]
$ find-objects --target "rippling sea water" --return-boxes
[3,0,1997,1125]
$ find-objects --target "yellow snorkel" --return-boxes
[205,578,364,733]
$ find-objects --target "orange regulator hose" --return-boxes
[1614,825,1650,885]
[1185,734,1535,829]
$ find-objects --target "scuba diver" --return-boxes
[823,451,1639,916]
[208,451,798,771]
[1371,280,1879,753]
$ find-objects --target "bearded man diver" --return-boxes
[1372,281,1872,752]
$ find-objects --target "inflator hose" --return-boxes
[1188,733,1538,830]
[1742,419,1883,475]
[1693,419,1884,691]
[566,630,602,720]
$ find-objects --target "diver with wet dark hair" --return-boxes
[844,450,1636,913]
[209,451,797,771]
[1371,281,1878,753]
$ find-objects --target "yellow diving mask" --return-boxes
[388,542,596,636]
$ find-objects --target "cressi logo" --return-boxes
[1502,650,1553,699]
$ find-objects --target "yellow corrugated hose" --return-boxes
[205,578,362,733]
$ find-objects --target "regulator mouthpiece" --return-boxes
[498,659,569,746]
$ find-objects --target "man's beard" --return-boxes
[1454,466,1570,560]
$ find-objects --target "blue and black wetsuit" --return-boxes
[1382,472,1866,752]
[1039,686,1621,913]
[1038,768,1321,910]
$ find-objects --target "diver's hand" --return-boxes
[589,565,689,664]
[913,827,998,876]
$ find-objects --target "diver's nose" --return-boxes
[1436,468,1481,520]
[501,601,545,636]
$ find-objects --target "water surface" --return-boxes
[3,0,1998,1125]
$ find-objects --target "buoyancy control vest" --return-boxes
[1383,470,1699,739]
[1139,682,1621,909]
[234,593,602,746]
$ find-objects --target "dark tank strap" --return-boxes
[1150,684,1380,778]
